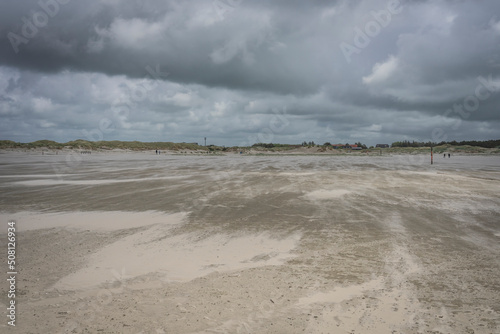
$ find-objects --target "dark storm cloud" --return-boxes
[0,0,331,94]
[0,0,499,145]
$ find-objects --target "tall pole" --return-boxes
[204,137,207,146]
[431,145,433,165]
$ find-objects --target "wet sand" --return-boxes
[0,152,499,333]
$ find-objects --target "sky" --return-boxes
[0,0,499,147]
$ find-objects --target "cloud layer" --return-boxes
[1,0,499,146]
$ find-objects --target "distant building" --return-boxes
[376,144,389,148]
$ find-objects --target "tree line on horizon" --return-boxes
[254,139,499,150]
[391,139,500,149]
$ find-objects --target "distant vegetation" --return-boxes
[1,139,499,153]
[391,139,500,149]
[251,143,300,150]
[0,139,206,151]
[391,140,436,148]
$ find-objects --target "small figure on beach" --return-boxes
[155,149,158,155]
[444,154,446,158]
[448,153,451,158]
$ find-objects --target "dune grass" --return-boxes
[1,140,498,155]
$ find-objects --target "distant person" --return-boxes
[155,149,158,155]
[448,153,451,158]
[444,154,446,158]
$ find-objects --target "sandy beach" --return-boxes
[0,151,499,333]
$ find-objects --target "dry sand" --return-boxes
[0,152,499,333]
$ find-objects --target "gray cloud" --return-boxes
[0,0,499,146]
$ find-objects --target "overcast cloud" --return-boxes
[1,0,499,146]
